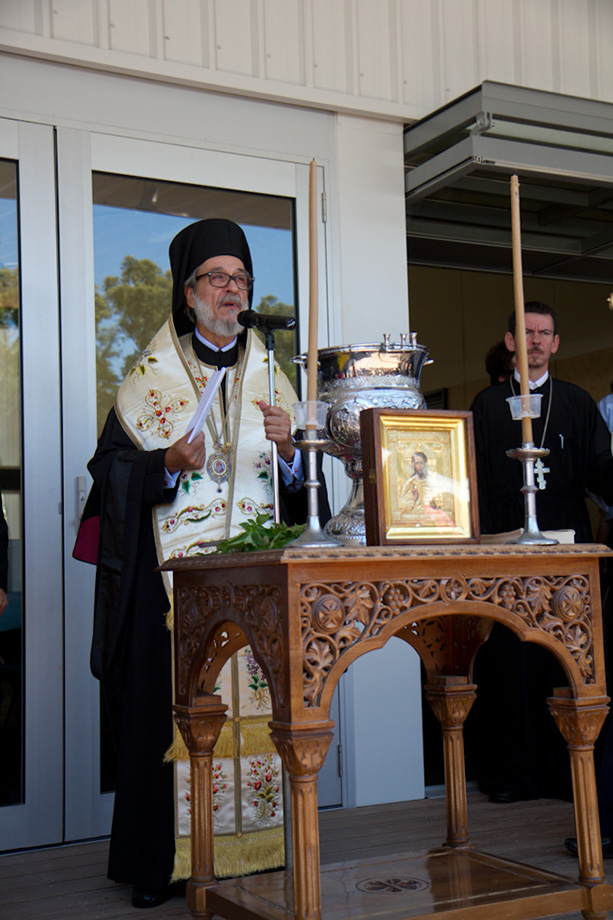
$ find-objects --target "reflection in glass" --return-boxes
[0,160,23,806]
[93,174,298,435]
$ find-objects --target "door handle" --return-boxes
[76,475,87,532]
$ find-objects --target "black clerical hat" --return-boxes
[169,218,253,334]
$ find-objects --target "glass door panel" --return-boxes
[61,131,336,842]
[0,122,337,853]
[92,173,299,434]
[91,172,299,795]
[90,169,343,808]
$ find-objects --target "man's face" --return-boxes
[412,455,427,478]
[185,254,249,344]
[505,312,559,375]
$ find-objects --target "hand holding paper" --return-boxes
[187,368,226,444]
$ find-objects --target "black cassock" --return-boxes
[84,407,331,891]
[467,377,613,800]
[0,497,7,592]
[471,376,613,540]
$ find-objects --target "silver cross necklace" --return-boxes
[510,377,554,490]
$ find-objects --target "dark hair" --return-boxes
[485,341,514,385]
[412,451,428,465]
[507,301,558,337]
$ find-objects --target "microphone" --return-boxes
[238,310,296,331]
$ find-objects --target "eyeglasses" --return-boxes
[195,271,254,291]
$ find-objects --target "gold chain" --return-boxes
[192,345,244,454]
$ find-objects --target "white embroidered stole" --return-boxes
[114,317,298,878]
[115,316,298,578]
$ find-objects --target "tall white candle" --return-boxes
[307,159,318,428]
[510,174,533,444]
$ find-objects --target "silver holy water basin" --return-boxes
[295,333,430,546]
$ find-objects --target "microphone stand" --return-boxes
[238,309,295,525]
[265,326,281,525]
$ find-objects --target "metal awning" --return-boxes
[404,81,613,281]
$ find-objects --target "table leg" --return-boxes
[174,699,228,920]
[270,723,334,920]
[549,694,609,897]
[425,677,477,847]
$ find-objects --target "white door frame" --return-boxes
[59,129,341,840]
[0,117,64,851]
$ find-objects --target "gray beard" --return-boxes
[193,290,243,339]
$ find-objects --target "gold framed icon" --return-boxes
[361,408,480,545]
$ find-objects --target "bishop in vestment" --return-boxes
[79,219,330,908]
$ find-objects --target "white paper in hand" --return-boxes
[187,367,227,443]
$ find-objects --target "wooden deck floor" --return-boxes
[0,791,608,920]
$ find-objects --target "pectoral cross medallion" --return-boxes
[207,448,232,493]
[535,458,549,490]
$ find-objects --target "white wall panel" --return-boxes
[440,0,479,102]
[162,0,208,66]
[214,0,258,76]
[0,53,335,157]
[335,114,409,341]
[108,0,158,56]
[586,0,600,100]
[476,0,518,85]
[356,0,396,101]
[1,0,613,122]
[311,0,353,94]
[594,0,613,100]
[556,0,594,99]
[349,638,425,807]
[518,0,555,92]
[400,0,441,111]
[50,0,97,45]
[0,0,38,33]
[263,0,304,85]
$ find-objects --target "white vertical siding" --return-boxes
[594,0,613,99]
[214,0,259,76]
[476,0,519,86]
[355,0,396,101]
[439,0,480,102]
[50,0,98,45]
[0,0,38,33]
[0,0,612,122]
[108,0,158,57]
[263,0,305,84]
[311,0,353,94]
[162,0,208,67]
[556,0,594,98]
[400,0,441,111]
[518,0,556,92]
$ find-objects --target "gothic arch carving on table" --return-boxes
[301,572,596,711]
[175,582,288,709]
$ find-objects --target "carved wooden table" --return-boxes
[162,543,613,920]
